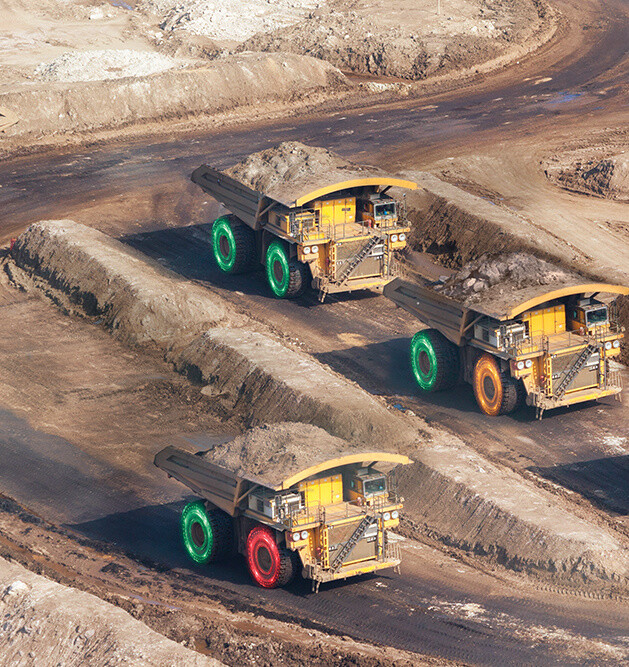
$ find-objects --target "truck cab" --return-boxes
[345,467,389,504]
[568,297,610,333]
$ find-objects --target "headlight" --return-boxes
[525,359,533,368]
[383,512,391,521]
[605,341,612,350]
[292,532,301,542]
[303,246,311,255]
[300,530,308,540]
[391,510,399,519]
[398,233,406,241]
[613,340,620,349]
[311,245,319,254]
[390,234,398,243]
[516,361,525,370]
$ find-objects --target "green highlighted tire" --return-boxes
[211,215,256,274]
[410,329,459,392]
[265,240,308,299]
[181,501,233,564]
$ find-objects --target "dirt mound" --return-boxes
[34,49,180,82]
[0,557,221,665]
[435,252,576,302]
[240,10,430,80]
[2,53,347,140]
[238,0,546,80]
[143,0,321,43]
[225,140,387,202]
[545,154,629,202]
[201,422,365,487]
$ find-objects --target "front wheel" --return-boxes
[265,240,308,299]
[473,353,519,416]
[410,329,459,391]
[245,526,298,588]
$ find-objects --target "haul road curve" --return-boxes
[1,0,628,662]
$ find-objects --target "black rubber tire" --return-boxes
[514,378,527,410]
[500,374,520,414]
[410,329,459,392]
[265,240,309,298]
[212,215,256,274]
[205,508,235,560]
[246,526,299,588]
[473,354,519,416]
[181,501,234,564]
[275,546,301,588]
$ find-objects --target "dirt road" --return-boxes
[0,284,627,665]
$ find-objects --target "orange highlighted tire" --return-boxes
[473,354,518,416]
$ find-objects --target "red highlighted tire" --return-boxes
[245,526,297,588]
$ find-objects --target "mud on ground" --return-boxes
[0,495,429,666]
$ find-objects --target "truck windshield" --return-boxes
[364,476,386,495]
[586,308,608,326]
[374,203,396,217]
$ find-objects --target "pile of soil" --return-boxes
[142,0,322,43]
[238,0,546,80]
[545,154,629,202]
[34,49,179,82]
[0,557,221,665]
[239,9,431,80]
[200,422,362,487]
[435,252,576,302]
[225,140,384,201]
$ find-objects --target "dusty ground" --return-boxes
[239,0,550,80]
[0,0,555,150]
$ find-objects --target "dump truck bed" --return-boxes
[384,277,629,346]
[383,277,470,346]
[155,446,245,517]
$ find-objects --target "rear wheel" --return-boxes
[265,241,308,298]
[211,215,256,274]
[410,329,459,391]
[181,501,233,564]
[245,526,298,588]
[473,354,518,416]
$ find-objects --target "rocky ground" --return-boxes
[0,0,555,150]
[544,152,629,201]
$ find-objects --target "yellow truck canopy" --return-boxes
[471,282,629,321]
[385,277,629,347]
[197,422,411,491]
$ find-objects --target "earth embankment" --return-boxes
[6,219,629,590]
[0,556,222,666]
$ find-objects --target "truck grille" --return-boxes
[551,350,599,392]
[327,520,378,563]
[334,240,384,280]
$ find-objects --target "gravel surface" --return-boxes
[142,0,323,42]
[34,49,179,82]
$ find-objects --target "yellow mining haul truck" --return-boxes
[155,445,410,591]
[385,278,629,418]
[191,164,417,301]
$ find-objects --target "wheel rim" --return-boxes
[190,521,206,549]
[266,242,290,297]
[410,332,438,391]
[483,375,496,402]
[212,217,236,272]
[181,501,214,564]
[256,545,273,575]
[418,350,431,376]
